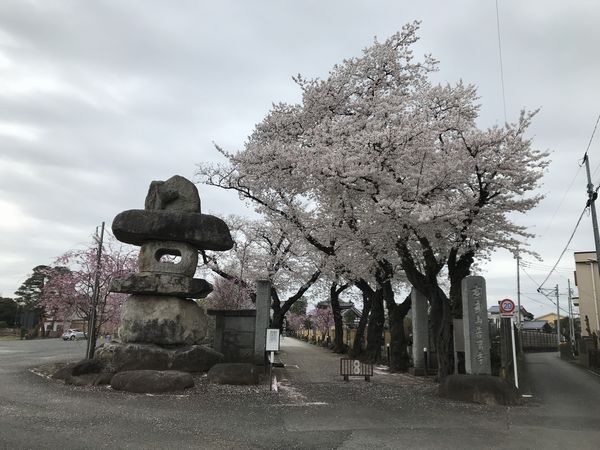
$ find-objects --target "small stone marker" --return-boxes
[461,276,491,375]
[254,280,271,365]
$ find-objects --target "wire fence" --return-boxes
[520,330,559,352]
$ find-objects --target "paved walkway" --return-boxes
[276,336,343,383]
[276,336,430,387]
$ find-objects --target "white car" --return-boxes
[61,329,87,340]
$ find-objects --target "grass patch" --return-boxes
[0,335,20,341]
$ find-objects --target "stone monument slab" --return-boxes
[461,276,491,375]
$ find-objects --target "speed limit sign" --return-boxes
[498,298,516,317]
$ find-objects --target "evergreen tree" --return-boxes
[0,297,17,327]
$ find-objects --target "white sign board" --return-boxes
[265,328,280,352]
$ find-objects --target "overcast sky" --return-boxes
[1,1,599,318]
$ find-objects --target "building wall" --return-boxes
[535,313,563,326]
[574,252,600,336]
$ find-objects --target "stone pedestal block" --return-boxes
[439,374,521,406]
[112,209,234,251]
[95,342,223,372]
[119,295,210,345]
[208,309,256,362]
[138,241,199,276]
[111,370,194,393]
[110,272,212,298]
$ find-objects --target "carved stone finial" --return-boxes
[144,175,201,213]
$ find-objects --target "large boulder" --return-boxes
[111,370,194,393]
[112,209,234,251]
[51,359,114,386]
[95,342,223,372]
[119,295,211,345]
[439,374,521,406]
[145,175,201,213]
[207,363,260,385]
[110,273,212,298]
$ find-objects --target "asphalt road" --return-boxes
[1,338,599,449]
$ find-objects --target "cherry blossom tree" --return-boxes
[40,233,137,337]
[285,312,307,333]
[200,216,324,327]
[308,306,334,341]
[198,22,549,378]
[206,276,254,310]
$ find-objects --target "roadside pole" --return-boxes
[498,299,518,387]
[567,279,575,347]
[86,221,105,360]
[510,316,519,389]
[555,284,561,355]
[516,254,523,354]
[584,154,600,278]
[265,328,280,391]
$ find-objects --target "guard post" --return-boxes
[265,328,280,391]
[498,298,519,388]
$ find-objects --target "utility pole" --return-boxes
[567,279,575,347]
[86,221,105,360]
[516,253,523,354]
[584,154,600,277]
[555,284,561,354]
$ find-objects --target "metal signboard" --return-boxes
[340,358,373,382]
[498,298,516,317]
[265,328,280,352]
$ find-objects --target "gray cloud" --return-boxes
[0,0,598,318]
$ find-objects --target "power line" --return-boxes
[543,114,600,240]
[540,165,583,238]
[521,266,542,287]
[538,205,588,290]
[583,113,600,162]
[521,261,572,273]
[522,292,570,315]
[522,293,551,307]
[495,0,507,123]
[521,268,571,312]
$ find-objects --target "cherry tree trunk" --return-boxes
[350,285,372,358]
[429,287,454,380]
[330,283,346,353]
[386,292,411,372]
[363,288,385,363]
[448,249,474,319]
[269,287,282,329]
[271,309,284,330]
